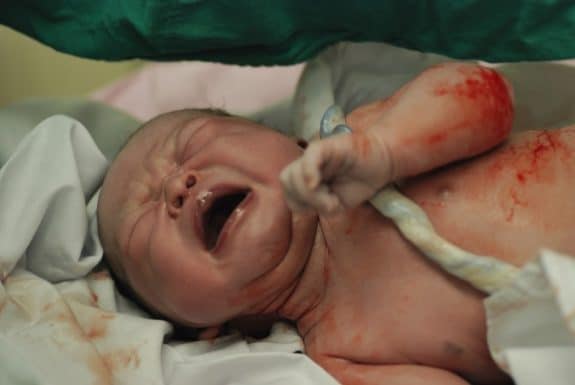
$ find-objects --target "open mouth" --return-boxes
[202,190,251,250]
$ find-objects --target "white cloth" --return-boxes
[0,115,106,280]
[485,250,575,385]
[0,114,339,385]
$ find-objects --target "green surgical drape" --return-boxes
[1,1,574,64]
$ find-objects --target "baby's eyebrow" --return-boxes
[175,118,216,163]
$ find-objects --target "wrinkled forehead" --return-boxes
[100,111,197,204]
[97,110,269,243]
[97,111,225,249]
[105,109,259,184]
[120,109,204,167]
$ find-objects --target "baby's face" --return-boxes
[98,111,318,326]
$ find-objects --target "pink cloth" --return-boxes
[92,62,304,121]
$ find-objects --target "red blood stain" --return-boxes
[434,66,513,142]
[509,189,527,207]
[103,348,141,371]
[512,131,568,184]
[91,292,99,306]
[90,270,110,281]
[426,131,448,145]
[492,131,569,179]
[85,312,115,340]
[516,173,527,184]
[55,310,90,341]
[86,353,113,385]
[505,188,528,222]
[486,130,572,222]
[42,301,55,312]
[85,324,107,340]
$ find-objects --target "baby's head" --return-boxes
[97,109,318,327]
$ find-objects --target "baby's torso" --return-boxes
[301,127,575,384]
[404,126,575,265]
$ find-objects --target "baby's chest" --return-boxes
[302,275,488,372]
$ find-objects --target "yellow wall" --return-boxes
[0,26,142,107]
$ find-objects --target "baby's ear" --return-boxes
[197,325,223,340]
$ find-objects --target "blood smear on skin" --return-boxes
[434,67,514,141]
[485,130,573,222]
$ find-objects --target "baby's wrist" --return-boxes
[355,129,396,188]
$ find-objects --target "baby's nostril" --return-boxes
[186,175,197,188]
[174,195,184,208]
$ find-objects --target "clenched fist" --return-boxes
[280,129,393,214]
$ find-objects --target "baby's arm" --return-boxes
[319,357,471,385]
[282,62,514,212]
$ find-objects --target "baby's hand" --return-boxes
[280,130,392,214]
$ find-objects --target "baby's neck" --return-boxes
[275,225,330,325]
[275,204,406,335]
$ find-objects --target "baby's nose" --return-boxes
[164,171,197,217]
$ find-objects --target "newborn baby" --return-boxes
[97,62,575,385]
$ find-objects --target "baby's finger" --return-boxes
[290,182,341,213]
[302,137,350,184]
[311,185,343,214]
[280,163,318,211]
[281,162,340,213]
[298,144,324,190]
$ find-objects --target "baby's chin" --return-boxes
[118,199,318,329]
